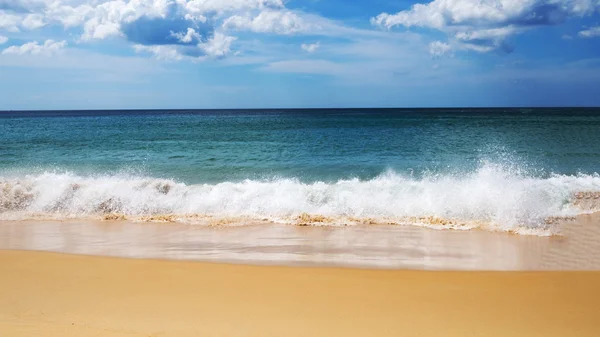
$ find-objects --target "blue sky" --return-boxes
[1,0,600,110]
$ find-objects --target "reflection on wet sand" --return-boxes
[0,219,571,270]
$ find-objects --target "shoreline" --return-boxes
[2,212,600,270]
[0,218,566,270]
[1,250,600,337]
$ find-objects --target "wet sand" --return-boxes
[1,215,600,336]
[540,213,600,269]
[0,219,569,270]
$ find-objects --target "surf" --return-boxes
[1,163,600,235]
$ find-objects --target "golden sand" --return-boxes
[1,250,599,337]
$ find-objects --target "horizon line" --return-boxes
[1,106,599,113]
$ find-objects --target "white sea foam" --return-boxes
[1,163,600,235]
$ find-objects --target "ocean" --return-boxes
[1,108,600,235]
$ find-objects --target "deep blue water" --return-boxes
[1,108,599,183]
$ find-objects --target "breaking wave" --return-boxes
[2,163,600,235]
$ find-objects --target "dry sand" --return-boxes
[1,250,600,337]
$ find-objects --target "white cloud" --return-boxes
[180,0,285,17]
[0,11,21,32]
[454,26,518,52]
[22,13,46,29]
[579,26,600,38]
[429,41,451,57]
[301,42,320,53]
[0,35,7,45]
[183,14,207,23]
[0,0,427,69]
[0,0,340,63]
[134,32,236,60]
[82,18,122,40]
[371,0,600,53]
[46,3,95,28]
[223,10,314,34]
[48,0,291,42]
[171,28,202,43]
[134,44,183,61]
[455,26,518,42]
[200,32,236,58]
[372,0,597,29]
[78,0,167,41]
[2,39,67,55]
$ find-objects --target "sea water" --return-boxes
[1,108,600,234]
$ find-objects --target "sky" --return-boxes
[1,0,600,110]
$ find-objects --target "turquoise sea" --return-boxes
[1,108,600,234]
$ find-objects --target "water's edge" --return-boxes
[3,215,596,270]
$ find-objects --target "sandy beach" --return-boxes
[1,214,600,336]
[1,249,599,337]
[0,214,599,336]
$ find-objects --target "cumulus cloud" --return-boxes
[371,0,600,53]
[77,0,172,41]
[200,32,236,58]
[57,0,295,43]
[301,42,320,53]
[579,26,600,38]
[429,41,451,57]
[22,13,46,29]
[45,3,95,28]
[171,27,202,43]
[0,0,335,62]
[180,0,285,16]
[372,0,597,29]
[0,11,22,32]
[0,35,7,44]
[135,31,236,60]
[222,10,314,34]
[2,39,67,55]
[0,0,402,67]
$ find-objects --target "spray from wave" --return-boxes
[1,163,600,235]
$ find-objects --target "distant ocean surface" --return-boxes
[1,108,600,235]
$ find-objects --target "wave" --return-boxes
[2,164,600,235]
